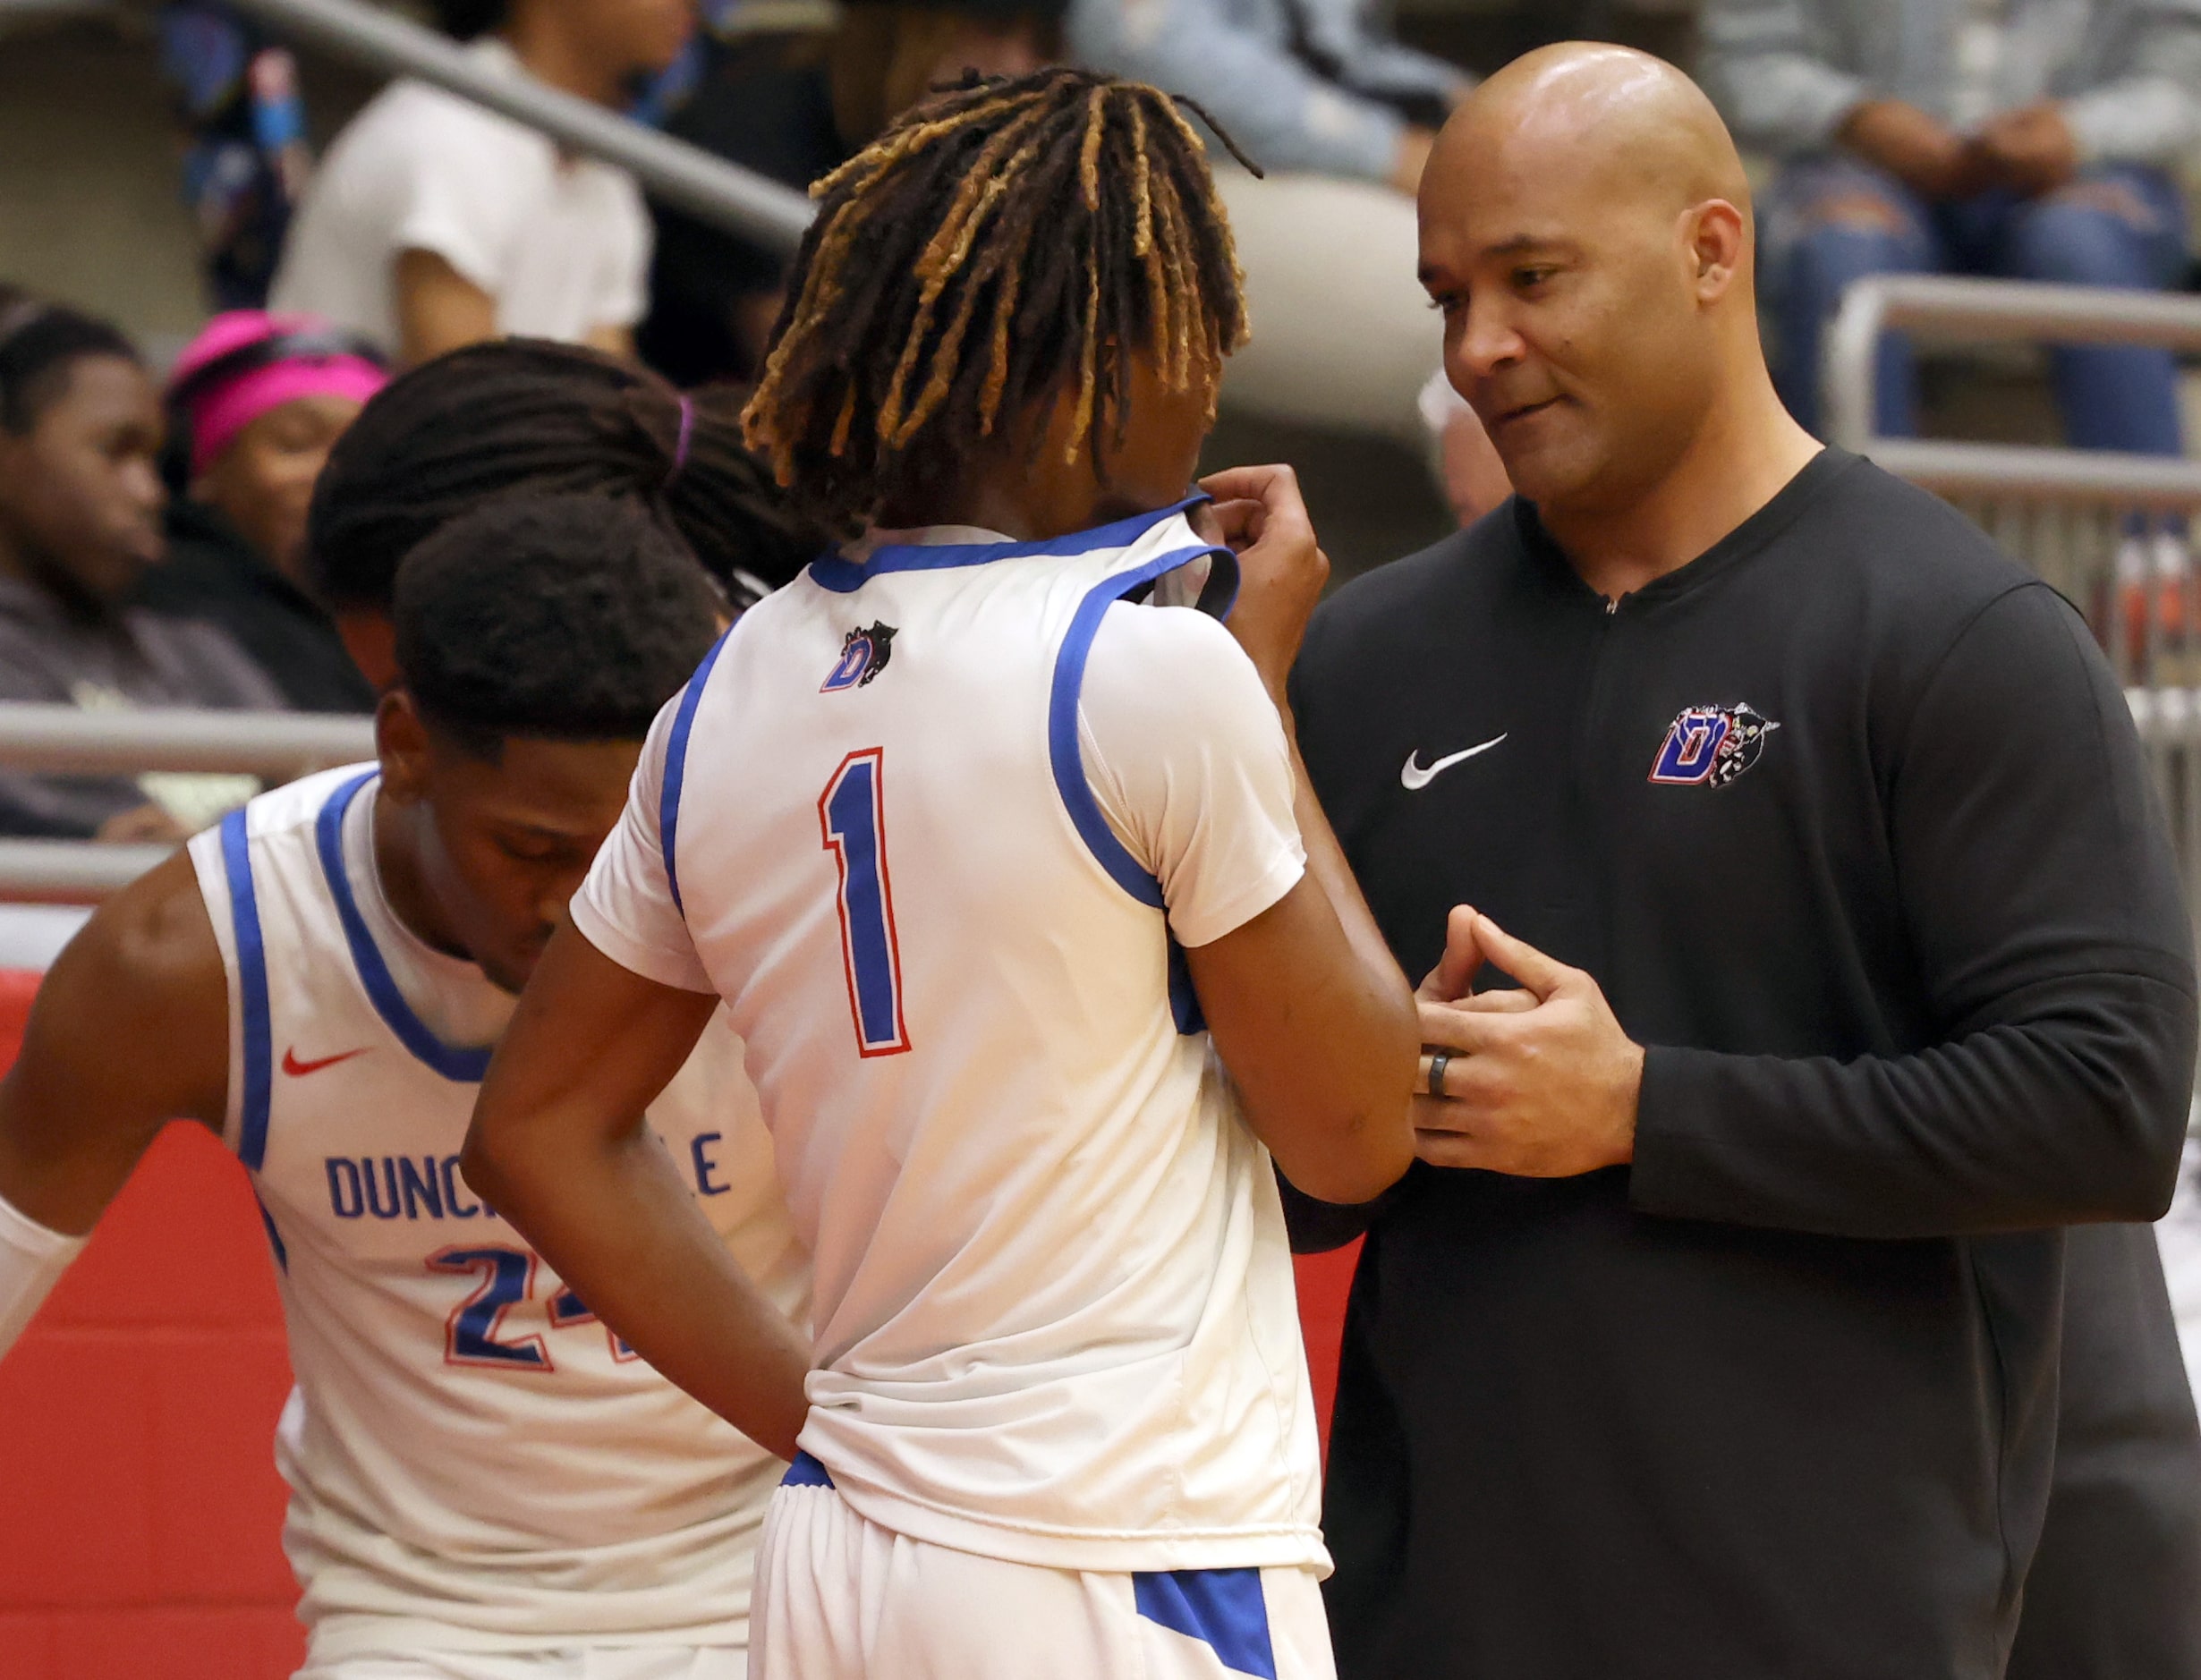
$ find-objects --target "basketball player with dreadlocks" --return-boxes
[466,66,1419,1678]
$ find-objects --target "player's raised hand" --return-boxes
[1198,462,1328,701]
[1413,912,1643,1177]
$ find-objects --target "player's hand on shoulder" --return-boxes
[1197,462,1329,705]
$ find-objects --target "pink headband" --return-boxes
[170,310,387,478]
[189,360,387,477]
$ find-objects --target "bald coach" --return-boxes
[1286,44,2201,1679]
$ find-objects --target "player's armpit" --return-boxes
[464,925,812,1460]
[1186,871,1419,1205]
[0,850,230,1236]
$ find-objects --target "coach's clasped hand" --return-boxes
[1414,904,1642,1176]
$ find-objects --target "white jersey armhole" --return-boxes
[1071,598,1306,946]
[186,824,250,1158]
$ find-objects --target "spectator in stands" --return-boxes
[1067,0,1467,445]
[157,0,313,310]
[139,310,386,714]
[642,0,1060,386]
[1700,0,2197,455]
[0,306,283,843]
[268,0,694,365]
[305,337,819,686]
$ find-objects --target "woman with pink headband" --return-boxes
[139,310,387,712]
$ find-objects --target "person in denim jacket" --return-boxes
[1700,0,2198,454]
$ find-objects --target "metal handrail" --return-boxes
[223,0,814,252]
[0,841,174,904]
[0,705,371,777]
[1822,276,2201,510]
[1855,439,2201,510]
[0,705,374,905]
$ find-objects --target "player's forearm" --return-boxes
[0,1180,87,1358]
[0,1082,169,1239]
[1195,725,1418,1203]
[1286,731,1419,1198]
[1213,906,1417,1202]
[464,1119,812,1457]
[1286,721,1413,1016]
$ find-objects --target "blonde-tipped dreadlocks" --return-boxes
[743,67,1254,534]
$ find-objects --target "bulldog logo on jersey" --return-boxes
[821,622,897,692]
[1649,702,1779,787]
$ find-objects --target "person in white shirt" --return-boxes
[463,68,1420,1680]
[270,0,693,366]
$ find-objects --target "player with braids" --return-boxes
[743,66,1253,534]
[308,337,819,686]
[471,59,1417,1680]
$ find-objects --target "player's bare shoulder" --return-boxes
[19,850,230,1132]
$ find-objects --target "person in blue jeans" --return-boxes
[1700,0,2197,454]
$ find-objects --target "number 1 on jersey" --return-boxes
[820,748,912,1056]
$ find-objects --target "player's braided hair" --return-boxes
[307,338,820,611]
[743,66,1254,533]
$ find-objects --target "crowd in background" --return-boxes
[1,0,2199,843]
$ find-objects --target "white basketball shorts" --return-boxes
[751,1455,1337,1680]
[295,1647,744,1679]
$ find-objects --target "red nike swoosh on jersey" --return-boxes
[282,1046,371,1077]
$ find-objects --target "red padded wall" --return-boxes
[0,966,1358,1678]
[0,961,302,1676]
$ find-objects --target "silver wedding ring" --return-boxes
[1427,1048,1451,1099]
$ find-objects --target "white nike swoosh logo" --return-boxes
[1401,734,1508,790]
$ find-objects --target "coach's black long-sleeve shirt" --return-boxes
[1288,448,2198,1680]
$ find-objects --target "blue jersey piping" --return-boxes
[219,806,276,1172]
[312,771,493,1083]
[1048,542,1235,1034]
[1046,543,1234,908]
[806,496,1211,594]
[254,1191,289,1272]
[661,628,732,915]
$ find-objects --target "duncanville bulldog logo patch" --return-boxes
[1649,702,1780,787]
[821,622,897,692]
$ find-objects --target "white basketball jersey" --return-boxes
[573,501,1327,1576]
[187,766,810,1663]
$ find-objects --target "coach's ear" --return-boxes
[375,689,433,808]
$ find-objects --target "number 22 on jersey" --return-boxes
[820,748,912,1056]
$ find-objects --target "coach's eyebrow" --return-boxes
[1480,235,1578,262]
[1418,236,1576,286]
